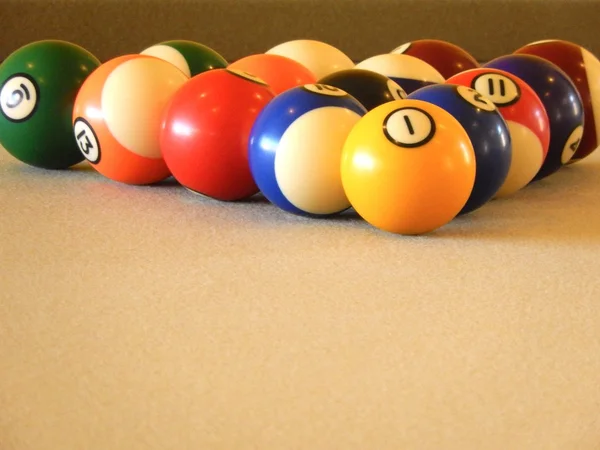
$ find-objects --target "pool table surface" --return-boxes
[2,142,600,449]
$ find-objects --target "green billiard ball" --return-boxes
[0,39,101,169]
[140,40,228,77]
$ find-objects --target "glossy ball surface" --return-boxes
[484,54,584,181]
[249,83,366,216]
[160,68,275,201]
[228,53,316,94]
[341,99,476,235]
[408,83,511,214]
[0,39,101,169]
[265,39,354,79]
[447,67,550,197]
[355,53,445,94]
[72,54,189,184]
[391,39,479,79]
[318,69,407,111]
[141,40,228,77]
[514,39,600,163]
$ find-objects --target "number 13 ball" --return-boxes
[72,54,189,184]
[341,99,476,235]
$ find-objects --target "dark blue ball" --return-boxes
[408,83,512,215]
[248,83,367,217]
[484,54,584,181]
[389,78,437,95]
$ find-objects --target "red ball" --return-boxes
[228,53,317,94]
[447,67,550,197]
[159,68,276,201]
[514,39,600,163]
[391,39,479,79]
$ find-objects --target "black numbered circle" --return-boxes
[0,73,39,122]
[387,79,407,100]
[561,125,584,164]
[471,73,521,107]
[73,117,101,164]
[226,68,269,86]
[303,83,347,97]
[456,85,497,112]
[383,107,436,148]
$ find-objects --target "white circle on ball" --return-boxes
[561,125,584,164]
[472,73,520,106]
[226,68,269,86]
[387,79,407,100]
[101,57,189,159]
[0,74,38,122]
[456,85,497,112]
[73,117,101,164]
[303,83,347,96]
[274,107,362,215]
[383,107,436,148]
[140,44,191,77]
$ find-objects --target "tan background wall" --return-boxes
[2,0,600,63]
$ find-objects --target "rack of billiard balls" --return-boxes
[0,38,597,235]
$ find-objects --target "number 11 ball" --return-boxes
[341,99,476,235]
[0,40,100,169]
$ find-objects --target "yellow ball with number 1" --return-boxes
[341,99,476,235]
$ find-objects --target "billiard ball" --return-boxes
[447,68,550,197]
[228,53,316,94]
[341,99,476,235]
[72,54,189,185]
[484,54,584,181]
[514,39,600,163]
[265,39,354,79]
[355,54,445,94]
[317,68,407,111]
[408,84,511,214]
[140,40,228,77]
[391,39,480,79]
[0,39,100,169]
[248,83,366,216]
[160,68,275,201]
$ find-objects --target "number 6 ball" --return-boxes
[408,83,512,214]
[0,40,100,169]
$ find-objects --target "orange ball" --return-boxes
[72,54,189,185]
[341,99,476,235]
[228,53,317,94]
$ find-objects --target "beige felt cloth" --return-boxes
[1,145,600,450]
